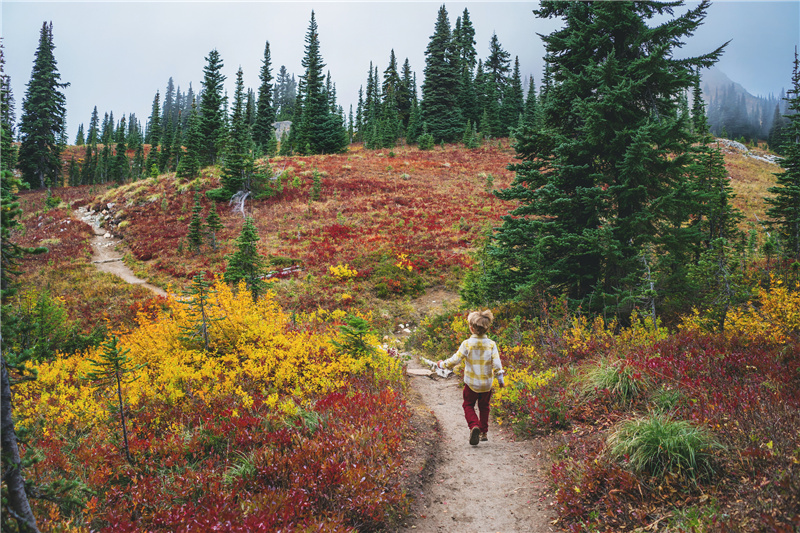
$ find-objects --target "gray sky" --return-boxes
[2,1,798,140]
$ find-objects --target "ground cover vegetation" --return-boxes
[3,2,800,531]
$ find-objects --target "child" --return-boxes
[437,310,504,445]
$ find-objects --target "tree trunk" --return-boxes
[1,354,40,532]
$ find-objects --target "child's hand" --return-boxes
[498,376,505,388]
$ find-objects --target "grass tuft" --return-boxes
[607,414,724,482]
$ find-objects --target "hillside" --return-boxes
[7,140,799,532]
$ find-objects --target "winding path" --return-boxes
[79,207,167,298]
[403,354,556,532]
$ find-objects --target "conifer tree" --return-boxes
[398,58,415,130]
[176,97,202,179]
[87,105,100,145]
[0,39,17,172]
[454,9,478,125]
[290,11,347,154]
[179,273,217,351]
[224,216,267,301]
[253,41,277,154]
[1,170,46,532]
[112,136,128,183]
[82,335,144,464]
[145,92,160,147]
[766,48,800,261]
[187,191,205,252]
[205,200,224,251]
[198,49,226,166]
[421,5,463,143]
[480,0,725,314]
[209,67,253,200]
[74,123,84,146]
[501,56,525,135]
[523,76,540,129]
[18,21,69,189]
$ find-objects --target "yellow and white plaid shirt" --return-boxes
[442,334,504,393]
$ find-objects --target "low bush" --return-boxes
[606,414,724,481]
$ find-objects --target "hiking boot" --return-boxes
[480,432,488,442]
[469,427,480,445]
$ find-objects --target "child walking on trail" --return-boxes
[437,310,505,446]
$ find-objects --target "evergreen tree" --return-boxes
[145,92,160,147]
[112,136,128,183]
[421,5,463,143]
[480,0,725,315]
[455,9,478,125]
[74,123,84,146]
[205,200,224,251]
[224,216,267,301]
[18,21,69,189]
[176,97,202,179]
[484,33,511,137]
[187,191,205,252]
[179,273,217,351]
[0,39,18,172]
[766,48,800,261]
[500,56,525,136]
[274,66,296,121]
[210,67,253,200]
[398,58,415,130]
[198,49,227,166]
[253,41,277,154]
[1,171,46,532]
[523,76,540,129]
[87,105,100,145]
[290,11,348,155]
[82,335,144,464]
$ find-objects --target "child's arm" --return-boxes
[437,342,467,369]
[492,343,505,387]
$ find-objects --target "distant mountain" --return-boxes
[699,66,786,142]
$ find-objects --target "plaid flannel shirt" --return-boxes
[442,334,504,393]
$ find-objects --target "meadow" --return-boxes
[5,139,798,531]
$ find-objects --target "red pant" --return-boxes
[462,385,492,433]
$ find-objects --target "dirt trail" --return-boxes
[402,354,556,533]
[78,207,167,298]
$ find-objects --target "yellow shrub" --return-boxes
[16,279,388,434]
[725,277,800,344]
[329,263,358,280]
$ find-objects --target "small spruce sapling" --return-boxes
[179,272,219,351]
[82,335,145,463]
[224,216,267,301]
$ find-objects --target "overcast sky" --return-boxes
[2,1,798,141]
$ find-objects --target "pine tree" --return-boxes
[112,136,128,183]
[209,67,253,200]
[455,9,478,125]
[1,170,46,533]
[500,56,525,136]
[480,0,725,314]
[421,5,463,143]
[179,273,217,351]
[176,97,202,179]
[523,76,540,129]
[253,41,277,154]
[145,92,160,147]
[18,22,69,189]
[74,123,84,145]
[82,335,144,464]
[187,191,205,252]
[766,48,800,261]
[0,39,18,172]
[290,11,348,155]
[224,216,267,301]
[205,200,224,251]
[198,49,227,166]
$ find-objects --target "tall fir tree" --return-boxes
[145,92,161,147]
[290,11,347,155]
[479,0,725,316]
[176,97,202,179]
[454,8,478,125]
[0,39,18,172]
[766,48,800,261]
[210,67,254,200]
[187,191,205,252]
[523,76,540,129]
[253,41,277,155]
[421,5,463,143]
[18,21,69,189]
[198,49,227,166]
[500,56,525,136]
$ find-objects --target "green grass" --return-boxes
[577,356,650,404]
[606,414,724,482]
